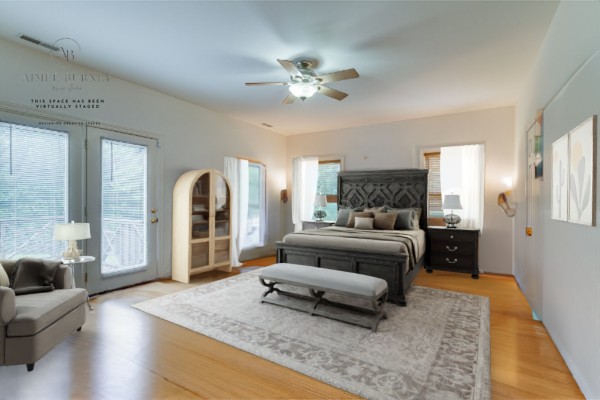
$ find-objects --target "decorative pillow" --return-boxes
[373,212,398,230]
[335,207,353,226]
[386,208,420,230]
[354,217,374,230]
[0,263,10,287]
[11,258,60,295]
[364,206,386,214]
[346,211,374,228]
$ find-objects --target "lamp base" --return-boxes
[313,210,327,222]
[443,213,461,229]
[63,240,81,261]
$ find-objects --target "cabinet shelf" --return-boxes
[172,169,232,283]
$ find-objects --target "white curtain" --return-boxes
[292,156,319,232]
[224,156,249,266]
[440,144,485,231]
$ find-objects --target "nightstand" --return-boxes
[426,226,480,279]
[302,220,334,230]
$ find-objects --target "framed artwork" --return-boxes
[568,116,596,226]
[551,135,568,221]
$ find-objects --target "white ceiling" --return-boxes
[0,1,558,135]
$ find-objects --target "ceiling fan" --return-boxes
[245,59,359,104]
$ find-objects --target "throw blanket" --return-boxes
[283,227,424,271]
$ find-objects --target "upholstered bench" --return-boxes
[258,263,388,332]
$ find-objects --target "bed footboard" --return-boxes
[276,241,421,306]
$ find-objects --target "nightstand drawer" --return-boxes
[430,242,474,256]
[429,254,475,269]
[428,229,476,243]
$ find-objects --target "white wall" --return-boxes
[287,106,515,275]
[0,38,287,275]
[514,2,600,398]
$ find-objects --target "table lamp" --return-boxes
[313,194,328,221]
[442,194,463,228]
[54,221,91,260]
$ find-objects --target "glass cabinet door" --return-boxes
[191,173,210,239]
[214,174,230,238]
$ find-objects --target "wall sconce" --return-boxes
[498,177,516,217]
[280,189,288,204]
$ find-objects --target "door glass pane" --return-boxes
[214,174,230,237]
[101,139,147,275]
[0,122,68,259]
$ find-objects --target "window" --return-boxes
[244,161,266,249]
[423,151,442,217]
[313,160,341,221]
[423,145,485,230]
[224,156,266,263]
[0,122,68,259]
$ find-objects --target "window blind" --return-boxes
[0,122,68,259]
[424,151,442,216]
[101,139,147,274]
[316,160,341,220]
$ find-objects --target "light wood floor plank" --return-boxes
[0,257,583,399]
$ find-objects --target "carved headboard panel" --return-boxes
[337,169,429,229]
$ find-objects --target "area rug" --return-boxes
[133,271,490,400]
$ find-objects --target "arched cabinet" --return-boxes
[172,169,231,283]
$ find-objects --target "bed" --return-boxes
[276,169,428,306]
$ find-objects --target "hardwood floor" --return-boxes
[0,257,583,399]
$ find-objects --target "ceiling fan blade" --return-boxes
[245,82,287,86]
[316,68,359,84]
[282,93,296,104]
[278,59,302,77]
[317,85,348,101]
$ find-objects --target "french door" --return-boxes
[85,127,159,294]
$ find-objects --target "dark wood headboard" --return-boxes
[337,169,429,229]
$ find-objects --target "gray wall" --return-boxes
[514,2,600,397]
[286,106,515,275]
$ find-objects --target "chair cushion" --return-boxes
[7,289,86,337]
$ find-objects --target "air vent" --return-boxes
[19,34,59,52]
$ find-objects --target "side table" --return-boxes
[61,256,95,310]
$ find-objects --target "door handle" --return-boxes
[445,245,458,252]
[151,217,159,224]
[445,257,458,264]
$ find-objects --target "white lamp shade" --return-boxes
[442,194,463,210]
[314,194,328,208]
[54,222,91,240]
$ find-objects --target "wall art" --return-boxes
[567,116,596,226]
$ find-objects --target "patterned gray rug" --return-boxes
[133,271,490,400]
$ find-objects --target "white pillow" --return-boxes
[354,217,374,230]
[0,263,10,287]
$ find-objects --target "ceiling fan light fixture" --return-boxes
[289,82,317,100]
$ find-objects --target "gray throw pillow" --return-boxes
[346,211,374,228]
[373,212,398,230]
[354,217,374,230]
[335,207,354,226]
[386,208,420,230]
[11,258,60,295]
[0,263,9,287]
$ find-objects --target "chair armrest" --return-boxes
[0,286,16,324]
[54,265,74,289]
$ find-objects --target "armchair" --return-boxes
[0,258,87,371]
